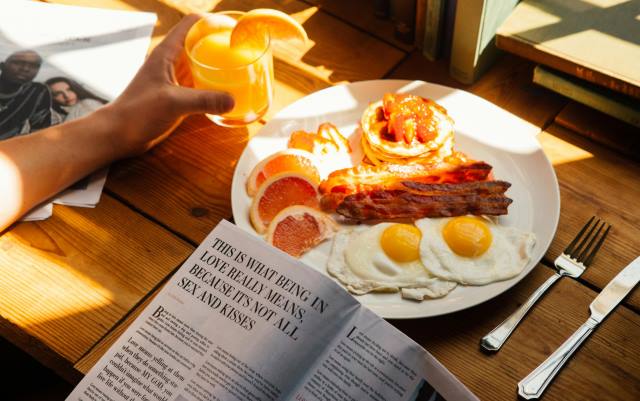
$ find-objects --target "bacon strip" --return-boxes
[334,181,512,220]
[320,161,493,211]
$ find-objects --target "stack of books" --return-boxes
[496,0,640,131]
[376,0,519,84]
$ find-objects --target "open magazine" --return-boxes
[67,221,478,401]
[0,0,156,219]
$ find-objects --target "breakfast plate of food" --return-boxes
[231,80,559,318]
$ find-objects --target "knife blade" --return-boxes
[518,256,640,399]
[590,256,640,322]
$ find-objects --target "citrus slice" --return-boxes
[246,149,319,196]
[250,172,319,233]
[230,8,308,48]
[288,130,339,156]
[267,206,336,258]
[185,14,237,52]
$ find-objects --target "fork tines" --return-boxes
[563,216,611,266]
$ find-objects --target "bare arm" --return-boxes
[0,15,233,232]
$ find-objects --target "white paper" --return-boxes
[53,167,109,207]
[0,1,156,218]
[20,201,53,221]
[0,0,156,101]
[66,221,478,401]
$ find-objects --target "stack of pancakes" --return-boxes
[360,95,455,165]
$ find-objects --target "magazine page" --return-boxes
[66,220,363,401]
[0,0,156,214]
[290,307,478,401]
[66,220,477,401]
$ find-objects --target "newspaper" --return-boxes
[0,1,156,216]
[67,221,478,401]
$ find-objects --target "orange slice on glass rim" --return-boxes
[246,149,320,196]
[267,205,336,258]
[230,8,308,48]
[249,172,319,234]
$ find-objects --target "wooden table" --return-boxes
[2,1,639,399]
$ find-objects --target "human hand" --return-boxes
[106,14,234,158]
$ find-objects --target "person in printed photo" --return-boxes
[0,15,234,231]
[46,76,108,122]
[46,76,108,191]
[0,50,52,140]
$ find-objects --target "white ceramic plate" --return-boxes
[231,80,559,319]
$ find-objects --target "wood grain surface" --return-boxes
[2,2,638,400]
[394,264,640,401]
[538,125,640,311]
[0,196,193,371]
[74,285,164,375]
[301,0,415,51]
[554,102,640,160]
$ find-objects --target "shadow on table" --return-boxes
[1,336,72,400]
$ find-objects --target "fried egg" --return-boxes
[327,223,456,300]
[416,217,536,285]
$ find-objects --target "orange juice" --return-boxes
[186,13,273,126]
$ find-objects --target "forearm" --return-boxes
[0,105,124,231]
[0,14,234,233]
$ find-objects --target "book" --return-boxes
[391,0,418,44]
[66,221,479,401]
[422,0,446,61]
[441,0,458,60]
[414,0,427,49]
[449,0,518,84]
[496,0,640,99]
[0,1,155,219]
[534,65,640,128]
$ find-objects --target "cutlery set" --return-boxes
[480,217,639,399]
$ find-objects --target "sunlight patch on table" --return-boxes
[538,131,594,165]
[0,233,114,326]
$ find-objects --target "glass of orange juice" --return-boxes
[185,12,274,127]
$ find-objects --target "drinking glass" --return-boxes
[185,11,274,127]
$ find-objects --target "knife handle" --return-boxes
[518,317,598,399]
[481,272,562,352]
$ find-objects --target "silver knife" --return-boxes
[518,256,640,399]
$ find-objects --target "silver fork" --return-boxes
[481,216,611,352]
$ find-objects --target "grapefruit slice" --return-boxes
[267,206,336,258]
[250,172,319,233]
[246,149,319,196]
[230,9,308,48]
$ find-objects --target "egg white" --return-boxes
[327,223,456,300]
[416,217,536,285]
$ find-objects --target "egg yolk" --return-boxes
[381,224,422,262]
[443,216,493,257]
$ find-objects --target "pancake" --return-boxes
[360,95,455,162]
